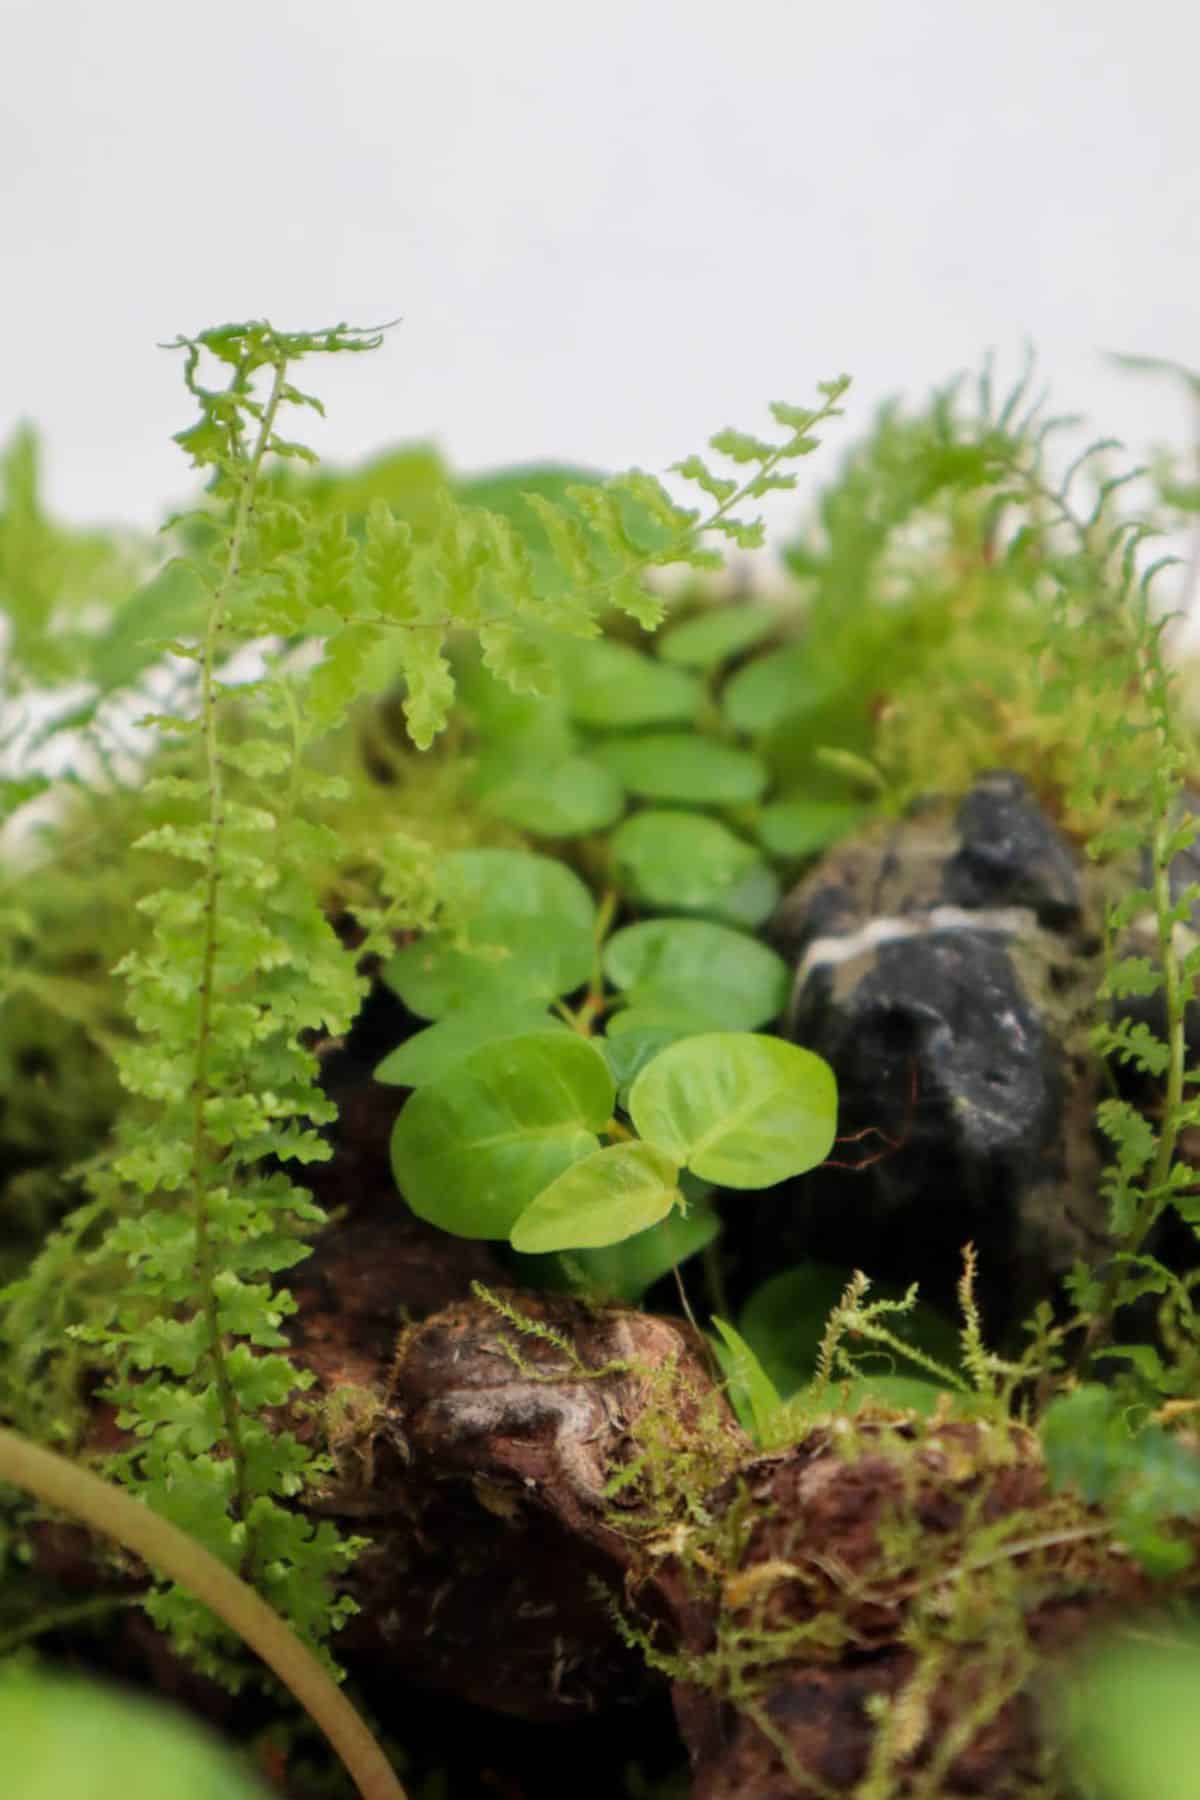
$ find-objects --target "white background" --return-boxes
[2,0,1196,541]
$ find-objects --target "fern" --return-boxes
[976,386,1200,1363]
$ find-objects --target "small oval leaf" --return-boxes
[756,797,871,859]
[391,1032,615,1238]
[374,1006,568,1087]
[383,848,596,1017]
[603,918,789,1031]
[475,749,625,837]
[721,644,843,736]
[592,734,767,806]
[610,810,775,925]
[549,637,703,728]
[510,1141,681,1253]
[658,606,777,670]
[628,1032,837,1188]
[601,1024,687,1094]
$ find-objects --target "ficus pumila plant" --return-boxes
[379,848,837,1255]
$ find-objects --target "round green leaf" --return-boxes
[592,733,768,806]
[658,606,777,670]
[610,809,775,925]
[601,1023,687,1089]
[391,1032,615,1238]
[550,637,703,728]
[604,918,789,1030]
[510,1141,680,1253]
[721,644,843,736]
[374,1006,568,1087]
[606,1003,718,1038]
[0,1673,268,1800]
[628,1032,837,1188]
[474,748,625,836]
[707,859,781,929]
[756,797,871,859]
[383,848,596,1017]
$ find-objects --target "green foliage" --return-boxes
[0,423,150,698]
[1058,1633,1200,1800]
[510,1141,680,1253]
[391,1031,616,1240]
[1042,1384,1200,1573]
[11,323,1200,1793]
[382,848,597,1015]
[390,1019,836,1254]
[609,810,778,925]
[0,1670,269,1800]
[538,1190,721,1304]
[1,325,844,1680]
[625,1033,835,1188]
[592,733,768,806]
[601,917,788,1032]
[380,837,832,1257]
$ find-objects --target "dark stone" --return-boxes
[753,771,1109,1334]
[942,768,1081,929]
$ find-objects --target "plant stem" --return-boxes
[0,1426,406,1800]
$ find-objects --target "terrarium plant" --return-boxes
[2,322,1200,1799]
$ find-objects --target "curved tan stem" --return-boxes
[0,1427,405,1800]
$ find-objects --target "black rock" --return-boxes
[748,772,1108,1336]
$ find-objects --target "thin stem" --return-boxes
[0,1427,405,1800]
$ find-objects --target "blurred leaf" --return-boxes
[0,1672,268,1800]
[474,747,625,837]
[610,810,776,925]
[547,637,703,729]
[710,1316,783,1443]
[756,797,871,859]
[657,606,777,669]
[721,644,842,736]
[90,560,207,692]
[603,917,789,1030]
[1060,1637,1200,1800]
[457,463,608,545]
[539,1197,720,1303]
[601,1023,689,1096]
[593,733,767,806]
